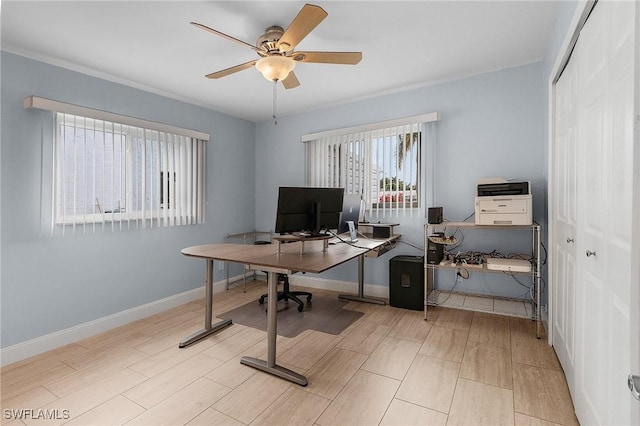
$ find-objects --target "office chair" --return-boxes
[254,240,312,312]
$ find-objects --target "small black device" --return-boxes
[275,187,344,236]
[426,239,444,264]
[372,226,391,238]
[389,255,424,310]
[428,207,443,224]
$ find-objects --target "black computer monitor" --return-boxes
[275,187,345,236]
[338,194,362,234]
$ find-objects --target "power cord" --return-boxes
[327,229,399,252]
[327,229,370,249]
[397,239,423,251]
[437,271,461,306]
[461,211,475,222]
[504,271,533,290]
[540,241,548,265]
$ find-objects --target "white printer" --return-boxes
[474,178,532,225]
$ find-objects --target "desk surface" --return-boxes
[182,236,397,274]
[180,233,400,386]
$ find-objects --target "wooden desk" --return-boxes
[180,235,398,386]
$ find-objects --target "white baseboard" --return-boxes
[0,274,244,367]
[1,273,387,366]
[289,275,389,299]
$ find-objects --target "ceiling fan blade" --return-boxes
[205,60,257,79]
[282,71,300,89]
[276,4,328,51]
[191,21,258,51]
[293,51,362,65]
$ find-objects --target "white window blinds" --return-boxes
[304,114,438,218]
[24,96,209,235]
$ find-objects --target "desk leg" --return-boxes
[241,271,308,386]
[338,254,386,305]
[179,259,233,348]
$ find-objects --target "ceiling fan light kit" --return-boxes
[255,56,295,82]
[192,3,362,123]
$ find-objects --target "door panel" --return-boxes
[604,4,635,423]
[553,1,636,424]
[566,254,575,367]
[609,294,631,424]
[632,4,640,423]
[552,247,566,355]
[581,96,606,241]
[609,61,634,255]
[552,49,578,396]
[572,2,635,425]
[576,268,606,425]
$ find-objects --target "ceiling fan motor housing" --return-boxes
[257,26,288,56]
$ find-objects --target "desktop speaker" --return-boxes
[372,226,391,238]
[389,256,424,310]
[428,207,443,224]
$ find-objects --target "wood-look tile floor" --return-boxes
[1,281,579,426]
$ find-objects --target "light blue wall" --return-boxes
[255,62,547,298]
[0,52,256,348]
[1,1,583,349]
[253,0,582,301]
[543,0,580,80]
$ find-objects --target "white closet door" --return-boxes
[573,1,635,425]
[632,6,640,424]
[604,2,637,423]
[552,50,578,396]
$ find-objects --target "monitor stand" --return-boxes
[347,220,358,242]
[272,234,332,255]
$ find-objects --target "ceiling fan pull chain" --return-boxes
[273,80,278,125]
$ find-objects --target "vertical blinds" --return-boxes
[54,113,206,235]
[306,122,423,217]
[24,96,209,236]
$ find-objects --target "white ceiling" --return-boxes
[1,1,559,123]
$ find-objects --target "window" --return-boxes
[53,113,206,233]
[304,114,437,217]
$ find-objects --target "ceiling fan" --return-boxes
[191,3,362,89]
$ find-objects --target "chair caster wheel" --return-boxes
[307,295,312,302]
[297,304,304,312]
[259,296,265,304]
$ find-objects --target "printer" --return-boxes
[474,178,532,225]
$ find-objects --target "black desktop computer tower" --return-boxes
[389,256,424,310]
[426,240,444,264]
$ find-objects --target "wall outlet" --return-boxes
[218,262,224,271]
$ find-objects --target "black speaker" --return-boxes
[428,207,443,224]
[426,240,444,264]
[372,226,391,238]
[389,256,424,310]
